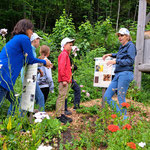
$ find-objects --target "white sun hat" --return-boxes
[61,37,75,51]
[30,33,43,42]
[116,28,130,35]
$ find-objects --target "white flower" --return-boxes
[15,93,20,97]
[72,46,79,56]
[80,85,84,87]
[0,64,3,69]
[74,53,77,57]
[0,28,8,37]
[37,144,53,150]
[34,118,42,123]
[72,46,79,52]
[51,90,54,93]
[138,142,146,148]
[33,112,50,119]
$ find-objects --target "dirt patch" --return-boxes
[46,98,150,149]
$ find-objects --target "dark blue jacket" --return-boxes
[0,34,46,91]
[111,41,137,73]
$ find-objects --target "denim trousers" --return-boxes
[0,85,20,115]
[35,82,45,111]
[103,71,133,116]
[65,79,81,110]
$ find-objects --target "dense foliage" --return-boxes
[1,0,150,34]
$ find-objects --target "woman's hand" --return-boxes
[106,60,116,66]
[102,54,112,60]
[45,59,52,68]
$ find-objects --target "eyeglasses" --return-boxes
[118,34,125,37]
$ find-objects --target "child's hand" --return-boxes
[39,69,43,77]
[49,63,53,68]
[63,81,67,86]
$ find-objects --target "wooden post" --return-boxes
[29,112,34,124]
[102,88,106,108]
[134,0,147,88]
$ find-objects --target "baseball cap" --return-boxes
[116,28,130,36]
[61,37,75,51]
[30,33,43,42]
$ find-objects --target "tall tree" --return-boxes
[116,0,120,31]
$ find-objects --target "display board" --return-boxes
[21,64,37,112]
[93,57,115,88]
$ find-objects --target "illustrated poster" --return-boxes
[93,57,115,88]
[21,64,37,112]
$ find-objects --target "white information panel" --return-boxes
[93,57,115,88]
[21,64,37,112]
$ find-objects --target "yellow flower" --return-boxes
[7,116,12,131]
[3,142,7,150]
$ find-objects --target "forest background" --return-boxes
[1,0,150,33]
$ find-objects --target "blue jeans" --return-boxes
[65,79,81,110]
[103,71,133,116]
[35,82,45,111]
[0,85,20,115]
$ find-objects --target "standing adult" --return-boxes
[0,19,51,115]
[102,28,137,119]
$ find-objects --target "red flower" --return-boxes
[127,142,136,149]
[121,102,130,108]
[108,125,120,132]
[111,114,117,119]
[123,124,132,130]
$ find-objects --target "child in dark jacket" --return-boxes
[64,56,81,115]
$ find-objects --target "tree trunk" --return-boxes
[116,0,120,31]
[23,1,26,18]
[134,1,138,21]
[43,13,48,32]
[110,0,113,17]
[97,0,99,20]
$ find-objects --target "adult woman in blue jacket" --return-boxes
[0,19,51,114]
[102,28,137,119]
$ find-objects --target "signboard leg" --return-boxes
[102,88,106,108]
[29,112,34,124]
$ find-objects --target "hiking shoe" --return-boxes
[57,114,72,124]
[73,104,80,110]
[65,110,72,115]
[61,114,73,123]
[56,115,67,124]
